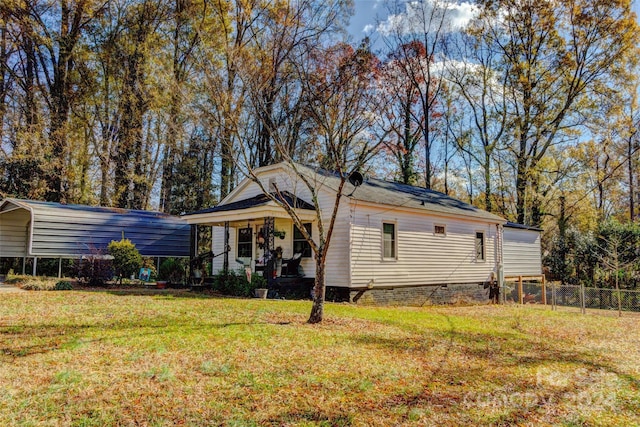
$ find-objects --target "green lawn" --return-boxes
[1,290,638,426]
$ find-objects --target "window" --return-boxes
[383,222,397,259]
[237,228,253,258]
[293,223,312,258]
[475,231,485,261]
[434,224,446,236]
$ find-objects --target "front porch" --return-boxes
[182,192,317,284]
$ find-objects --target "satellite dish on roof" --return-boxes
[348,171,363,187]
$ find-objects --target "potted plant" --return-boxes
[252,274,268,298]
[273,230,286,239]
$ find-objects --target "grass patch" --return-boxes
[0,292,638,426]
[5,274,71,291]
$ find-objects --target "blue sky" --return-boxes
[349,0,640,45]
[348,0,383,38]
[347,0,480,48]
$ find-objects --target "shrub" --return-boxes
[73,255,113,286]
[158,258,186,284]
[54,280,73,291]
[108,239,143,283]
[19,277,58,291]
[4,273,24,285]
[211,270,266,297]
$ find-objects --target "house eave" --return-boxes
[182,205,316,226]
[349,199,505,224]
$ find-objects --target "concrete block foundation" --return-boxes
[346,283,490,306]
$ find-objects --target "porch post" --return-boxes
[223,222,230,272]
[264,217,275,284]
[32,256,37,276]
[58,257,62,278]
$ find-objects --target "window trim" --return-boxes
[293,223,313,258]
[237,227,253,259]
[382,221,398,261]
[475,230,486,262]
[434,223,447,236]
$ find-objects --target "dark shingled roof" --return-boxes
[504,221,543,232]
[187,191,315,215]
[294,164,505,223]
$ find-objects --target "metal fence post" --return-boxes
[580,282,586,315]
[552,281,556,311]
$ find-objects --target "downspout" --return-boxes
[347,197,353,289]
[496,223,504,302]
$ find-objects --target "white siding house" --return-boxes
[182,163,542,304]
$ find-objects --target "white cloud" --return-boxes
[363,24,375,33]
[377,0,479,36]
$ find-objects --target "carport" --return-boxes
[0,198,190,277]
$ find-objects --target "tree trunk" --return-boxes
[23,34,38,130]
[0,24,7,145]
[424,115,431,189]
[629,132,635,222]
[115,28,148,208]
[220,140,233,199]
[401,100,414,185]
[45,2,86,203]
[484,150,492,212]
[160,94,179,212]
[516,157,528,224]
[308,250,326,324]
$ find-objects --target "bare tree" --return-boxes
[237,40,385,323]
[379,0,457,189]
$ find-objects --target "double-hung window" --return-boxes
[237,228,253,258]
[475,231,485,261]
[383,222,397,259]
[293,223,312,258]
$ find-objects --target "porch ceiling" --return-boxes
[182,205,316,227]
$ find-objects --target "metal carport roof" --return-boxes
[0,198,190,258]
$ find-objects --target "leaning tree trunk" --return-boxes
[308,250,326,324]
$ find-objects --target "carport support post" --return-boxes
[58,258,62,278]
[32,256,37,276]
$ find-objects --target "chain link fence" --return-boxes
[501,279,640,315]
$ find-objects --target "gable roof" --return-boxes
[182,162,505,224]
[187,191,314,215]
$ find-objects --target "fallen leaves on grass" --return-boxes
[0,293,638,426]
